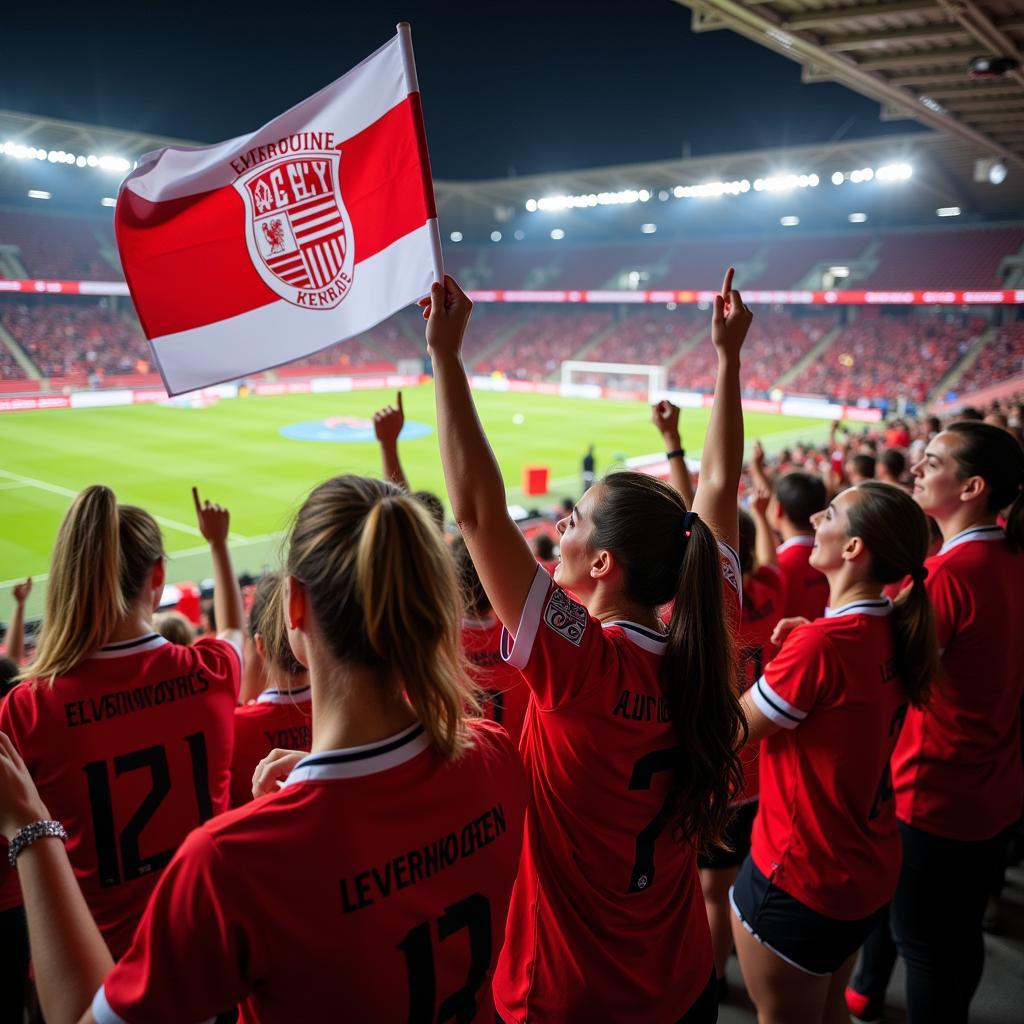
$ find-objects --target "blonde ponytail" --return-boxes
[25,486,164,684]
[286,476,478,758]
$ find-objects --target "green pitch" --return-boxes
[1,386,832,621]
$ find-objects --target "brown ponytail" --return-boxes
[26,485,164,684]
[946,421,1024,553]
[845,481,938,707]
[589,473,744,853]
[285,476,478,758]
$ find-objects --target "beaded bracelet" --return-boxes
[7,820,68,867]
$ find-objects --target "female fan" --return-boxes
[0,474,526,1024]
[731,481,938,1024]
[426,270,751,1022]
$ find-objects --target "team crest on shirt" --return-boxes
[544,588,587,647]
[235,151,354,309]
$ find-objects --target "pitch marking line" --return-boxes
[0,468,250,542]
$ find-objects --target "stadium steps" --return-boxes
[0,245,28,279]
[464,310,539,372]
[667,325,713,380]
[927,327,995,401]
[771,323,844,391]
[96,231,122,276]
[0,323,41,379]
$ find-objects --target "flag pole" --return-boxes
[396,21,445,289]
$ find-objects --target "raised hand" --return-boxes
[771,616,809,648]
[418,276,473,360]
[12,578,31,606]
[252,748,306,799]
[751,485,772,519]
[752,440,765,472]
[0,732,49,841]
[192,487,230,546]
[712,266,753,360]
[373,392,405,447]
[651,400,682,444]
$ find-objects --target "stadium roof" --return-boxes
[671,1,1024,169]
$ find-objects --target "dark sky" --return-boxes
[1,1,922,180]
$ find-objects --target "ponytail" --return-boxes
[846,481,938,708]
[285,476,478,759]
[946,420,1024,553]
[666,519,745,853]
[588,472,744,853]
[356,496,478,757]
[25,485,164,683]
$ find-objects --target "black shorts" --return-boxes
[697,800,757,870]
[730,856,888,976]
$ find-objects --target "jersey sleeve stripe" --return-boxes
[500,564,551,671]
[753,676,806,730]
[92,984,217,1024]
[718,540,743,607]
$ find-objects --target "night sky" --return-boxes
[1,1,922,179]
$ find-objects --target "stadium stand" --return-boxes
[787,311,982,403]
[0,300,148,382]
[670,309,838,393]
[584,307,705,366]
[0,208,120,280]
[858,227,1024,290]
[0,343,27,379]
[750,235,871,288]
[954,320,1024,396]
[473,309,615,379]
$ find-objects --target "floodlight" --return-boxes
[831,171,845,186]
[449,230,463,242]
[640,223,657,234]
[27,190,51,200]
[550,228,565,240]
[936,207,961,217]
[513,229,525,240]
[780,215,799,226]
[490,230,502,242]
[848,212,868,223]
[100,197,117,208]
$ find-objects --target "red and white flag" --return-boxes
[116,24,442,395]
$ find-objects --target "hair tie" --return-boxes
[682,510,699,539]
[910,565,929,585]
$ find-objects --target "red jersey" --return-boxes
[893,525,1024,841]
[0,633,239,957]
[736,563,787,804]
[93,719,526,1024]
[229,685,313,807]
[461,615,530,747]
[777,535,829,623]
[751,600,906,919]
[493,546,741,1023]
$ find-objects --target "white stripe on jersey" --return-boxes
[752,674,808,731]
[283,723,428,783]
[938,524,1005,556]
[825,598,893,619]
[501,564,551,671]
[93,984,215,1024]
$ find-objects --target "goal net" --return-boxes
[560,360,667,402]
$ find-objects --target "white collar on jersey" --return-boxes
[777,535,815,552]
[282,722,429,784]
[89,633,168,660]
[938,524,1005,556]
[825,598,893,619]
[603,620,668,654]
[257,685,312,705]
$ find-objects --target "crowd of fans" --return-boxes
[954,320,1024,397]
[0,300,150,381]
[788,312,984,403]
[0,210,119,281]
[1,275,1021,1024]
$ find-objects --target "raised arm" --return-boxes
[191,488,245,652]
[423,278,537,632]
[750,439,772,495]
[691,267,753,552]
[651,400,695,510]
[750,486,777,569]
[7,578,31,664]
[373,392,410,490]
[0,732,114,1024]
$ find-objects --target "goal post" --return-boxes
[560,360,667,402]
